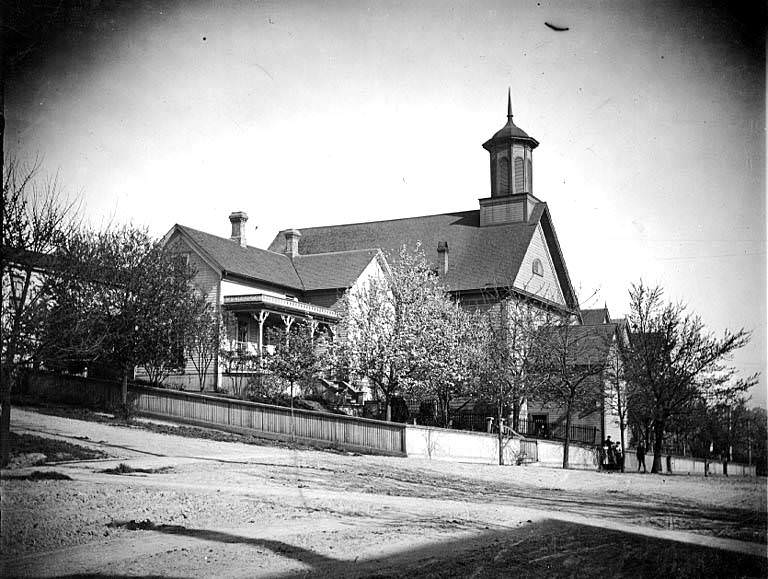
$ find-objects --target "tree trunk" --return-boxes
[290,381,296,441]
[121,368,129,405]
[443,393,452,428]
[497,403,504,466]
[512,396,520,432]
[0,369,11,467]
[619,420,626,473]
[385,397,392,422]
[563,407,572,469]
[651,419,665,473]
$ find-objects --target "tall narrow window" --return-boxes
[532,258,544,277]
[237,319,248,354]
[526,159,533,193]
[514,157,524,193]
[498,157,510,194]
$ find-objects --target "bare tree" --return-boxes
[473,295,554,465]
[265,324,326,438]
[625,282,757,473]
[535,323,613,469]
[184,295,220,391]
[1,158,78,465]
[603,330,629,471]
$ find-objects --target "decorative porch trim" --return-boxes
[223,293,339,322]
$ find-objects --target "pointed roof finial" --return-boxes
[507,87,513,119]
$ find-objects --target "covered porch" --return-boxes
[221,293,339,372]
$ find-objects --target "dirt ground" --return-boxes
[2,408,766,578]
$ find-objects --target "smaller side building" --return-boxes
[136,212,385,392]
[526,307,628,446]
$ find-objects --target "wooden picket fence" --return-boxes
[132,386,406,455]
[21,372,406,456]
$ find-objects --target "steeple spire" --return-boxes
[507,87,513,120]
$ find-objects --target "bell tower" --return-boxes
[479,91,540,226]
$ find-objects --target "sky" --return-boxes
[6,0,766,406]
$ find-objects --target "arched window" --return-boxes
[532,258,544,277]
[514,157,524,193]
[498,157,510,193]
[526,159,533,193]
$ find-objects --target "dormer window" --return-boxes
[532,258,544,277]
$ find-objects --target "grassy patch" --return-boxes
[9,432,108,463]
[3,470,73,481]
[100,463,173,475]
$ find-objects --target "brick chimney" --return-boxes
[229,211,249,248]
[437,241,449,275]
[284,229,301,258]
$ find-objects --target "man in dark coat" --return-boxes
[636,441,647,473]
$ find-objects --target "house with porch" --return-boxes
[149,215,385,392]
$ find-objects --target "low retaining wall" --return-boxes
[536,439,599,470]
[623,452,756,477]
[405,424,520,464]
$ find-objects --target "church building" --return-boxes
[153,94,621,444]
[267,92,579,316]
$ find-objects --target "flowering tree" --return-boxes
[406,297,484,428]
[331,245,458,421]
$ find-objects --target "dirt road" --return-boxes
[2,408,766,577]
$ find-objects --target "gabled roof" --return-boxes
[540,323,619,366]
[174,225,303,290]
[169,225,378,292]
[267,203,578,309]
[581,308,611,325]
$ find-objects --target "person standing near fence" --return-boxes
[636,442,646,473]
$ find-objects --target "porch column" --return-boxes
[280,314,295,345]
[308,317,318,343]
[254,311,270,367]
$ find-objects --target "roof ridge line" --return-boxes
[288,208,479,231]
[294,247,381,258]
[178,223,291,258]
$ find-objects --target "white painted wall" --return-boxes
[514,222,565,305]
[536,439,599,470]
[405,424,520,465]
[221,279,286,299]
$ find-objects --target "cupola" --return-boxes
[479,90,541,226]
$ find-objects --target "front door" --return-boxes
[531,414,548,438]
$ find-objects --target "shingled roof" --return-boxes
[177,225,302,289]
[292,249,382,291]
[171,225,378,292]
[539,323,619,366]
[267,203,578,308]
[581,308,611,325]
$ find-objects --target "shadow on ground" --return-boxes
[100,517,766,578]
